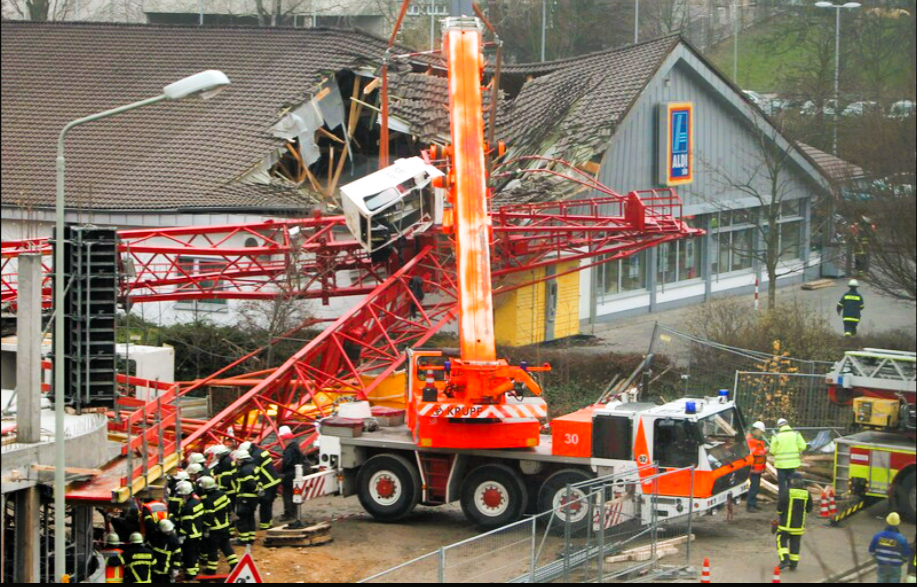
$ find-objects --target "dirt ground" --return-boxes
[200,494,914,583]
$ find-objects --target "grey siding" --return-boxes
[597,46,829,214]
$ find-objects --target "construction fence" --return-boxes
[361,466,697,583]
[646,325,848,429]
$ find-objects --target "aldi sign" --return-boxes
[658,102,694,186]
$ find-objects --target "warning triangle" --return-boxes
[225,552,263,583]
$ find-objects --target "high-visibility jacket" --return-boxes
[837,289,865,322]
[140,501,168,536]
[123,544,154,583]
[777,487,812,535]
[771,425,806,470]
[212,455,238,500]
[746,433,767,474]
[202,488,232,532]
[236,460,261,500]
[869,527,913,566]
[101,548,125,583]
[147,530,182,575]
[252,444,281,490]
[179,495,205,540]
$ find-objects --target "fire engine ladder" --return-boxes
[828,349,917,395]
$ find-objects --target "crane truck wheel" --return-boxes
[357,453,422,522]
[537,468,594,534]
[460,464,528,529]
[896,471,916,524]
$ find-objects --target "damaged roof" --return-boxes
[1,21,429,213]
[498,35,680,164]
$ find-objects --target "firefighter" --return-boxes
[209,444,238,510]
[745,420,768,513]
[176,480,205,579]
[148,518,182,583]
[771,418,807,495]
[166,470,190,518]
[837,279,865,336]
[198,475,239,573]
[240,440,281,530]
[234,448,261,548]
[774,474,812,571]
[138,499,168,537]
[869,512,913,583]
[279,425,304,522]
[122,532,153,584]
[100,533,126,584]
[185,462,205,483]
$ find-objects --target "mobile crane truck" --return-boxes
[293,16,752,531]
[827,349,916,524]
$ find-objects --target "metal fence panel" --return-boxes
[734,371,851,430]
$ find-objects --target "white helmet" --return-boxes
[176,480,195,496]
[186,463,204,477]
[158,519,175,534]
[212,444,230,457]
[752,421,766,432]
[238,441,253,453]
[187,452,206,466]
[197,476,217,491]
[235,449,252,461]
[173,471,190,482]
[848,279,859,287]
[129,532,144,545]
[777,418,788,427]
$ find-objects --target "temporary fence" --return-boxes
[645,325,845,428]
[361,466,697,583]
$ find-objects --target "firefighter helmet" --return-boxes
[105,533,123,546]
[129,532,144,544]
[848,279,859,287]
[176,480,195,496]
[173,471,190,482]
[187,452,206,466]
[238,441,253,453]
[235,449,252,461]
[159,519,175,534]
[186,463,204,477]
[198,476,217,491]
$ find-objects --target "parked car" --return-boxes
[742,90,767,111]
[888,100,915,119]
[841,101,879,117]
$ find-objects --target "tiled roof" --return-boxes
[498,35,679,163]
[797,143,865,184]
[1,21,429,212]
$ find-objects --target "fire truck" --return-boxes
[292,16,752,530]
[827,349,916,523]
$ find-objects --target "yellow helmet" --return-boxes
[886,512,900,526]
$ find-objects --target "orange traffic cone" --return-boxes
[772,565,781,583]
[701,557,711,583]
[819,487,830,518]
[828,487,838,517]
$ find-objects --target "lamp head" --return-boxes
[842,2,861,6]
[162,70,230,100]
[815,2,834,6]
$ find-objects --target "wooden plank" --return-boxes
[317,127,345,144]
[113,451,180,503]
[31,464,102,476]
[265,522,330,537]
[801,279,836,290]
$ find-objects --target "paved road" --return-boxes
[588,280,916,354]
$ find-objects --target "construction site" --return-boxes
[2,1,916,584]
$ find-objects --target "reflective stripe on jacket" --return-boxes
[236,461,261,499]
[124,547,154,583]
[179,496,205,539]
[778,487,811,535]
[772,426,806,469]
[254,445,281,490]
[203,489,232,531]
[746,433,767,474]
[870,528,913,566]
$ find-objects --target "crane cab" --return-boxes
[341,156,444,253]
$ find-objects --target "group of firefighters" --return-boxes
[99,426,304,583]
[745,418,913,581]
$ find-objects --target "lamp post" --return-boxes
[634,0,639,44]
[815,1,860,155]
[53,69,229,582]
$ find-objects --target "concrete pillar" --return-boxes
[14,487,40,583]
[16,254,42,444]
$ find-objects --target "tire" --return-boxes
[356,453,422,522]
[537,468,595,533]
[896,471,916,524]
[460,464,528,529]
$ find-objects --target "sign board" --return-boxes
[657,102,694,186]
[225,553,263,583]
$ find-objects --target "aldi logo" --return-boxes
[658,102,694,186]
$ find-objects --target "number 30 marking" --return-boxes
[564,433,579,445]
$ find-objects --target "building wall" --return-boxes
[495,259,579,346]
[582,45,828,326]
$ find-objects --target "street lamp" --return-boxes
[815,1,860,155]
[52,69,229,582]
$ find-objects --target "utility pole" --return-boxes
[815,1,861,155]
[541,0,547,61]
[634,0,639,44]
[733,1,738,83]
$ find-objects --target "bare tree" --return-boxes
[858,183,917,301]
[702,114,817,308]
[640,0,688,39]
